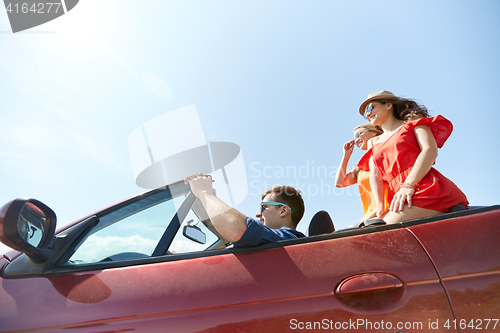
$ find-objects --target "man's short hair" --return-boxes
[261,186,305,228]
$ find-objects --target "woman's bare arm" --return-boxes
[369,157,386,218]
[390,124,438,212]
[335,140,358,187]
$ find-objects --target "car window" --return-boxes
[169,208,219,254]
[66,191,220,265]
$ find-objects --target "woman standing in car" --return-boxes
[335,123,385,221]
[357,90,468,224]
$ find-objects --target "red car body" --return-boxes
[0,180,499,332]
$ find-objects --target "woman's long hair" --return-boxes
[375,98,430,122]
[354,123,383,135]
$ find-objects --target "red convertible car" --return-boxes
[1,179,499,332]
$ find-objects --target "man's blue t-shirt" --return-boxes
[233,217,305,248]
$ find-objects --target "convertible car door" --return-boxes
[1,224,457,332]
[407,207,500,333]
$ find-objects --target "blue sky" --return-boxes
[1,0,499,253]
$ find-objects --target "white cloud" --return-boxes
[0,236,209,263]
[170,238,207,254]
[70,234,157,264]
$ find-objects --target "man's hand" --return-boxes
[184,173,247,243]
[184,173,214,198]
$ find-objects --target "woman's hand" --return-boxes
[335,140,358,187]
[390,187,415,212]
[343,140,355,155]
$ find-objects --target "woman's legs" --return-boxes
[383,205,443,224]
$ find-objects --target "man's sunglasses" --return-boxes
[260,201,291,213]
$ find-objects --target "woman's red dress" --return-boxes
[358,115,468,212]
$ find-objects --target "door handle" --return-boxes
[335,272,403,295]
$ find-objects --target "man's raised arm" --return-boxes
[184,173,247,243]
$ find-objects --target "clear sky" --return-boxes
[1,0,499,254]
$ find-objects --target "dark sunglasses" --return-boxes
[363,103,375,119]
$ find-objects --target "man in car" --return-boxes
[184,173,305,247]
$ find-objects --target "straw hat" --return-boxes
[358,90,400,115]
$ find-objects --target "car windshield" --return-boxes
[66,189,220,265]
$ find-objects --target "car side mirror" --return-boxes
[183,224,206,245]
[0,198,56,263]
